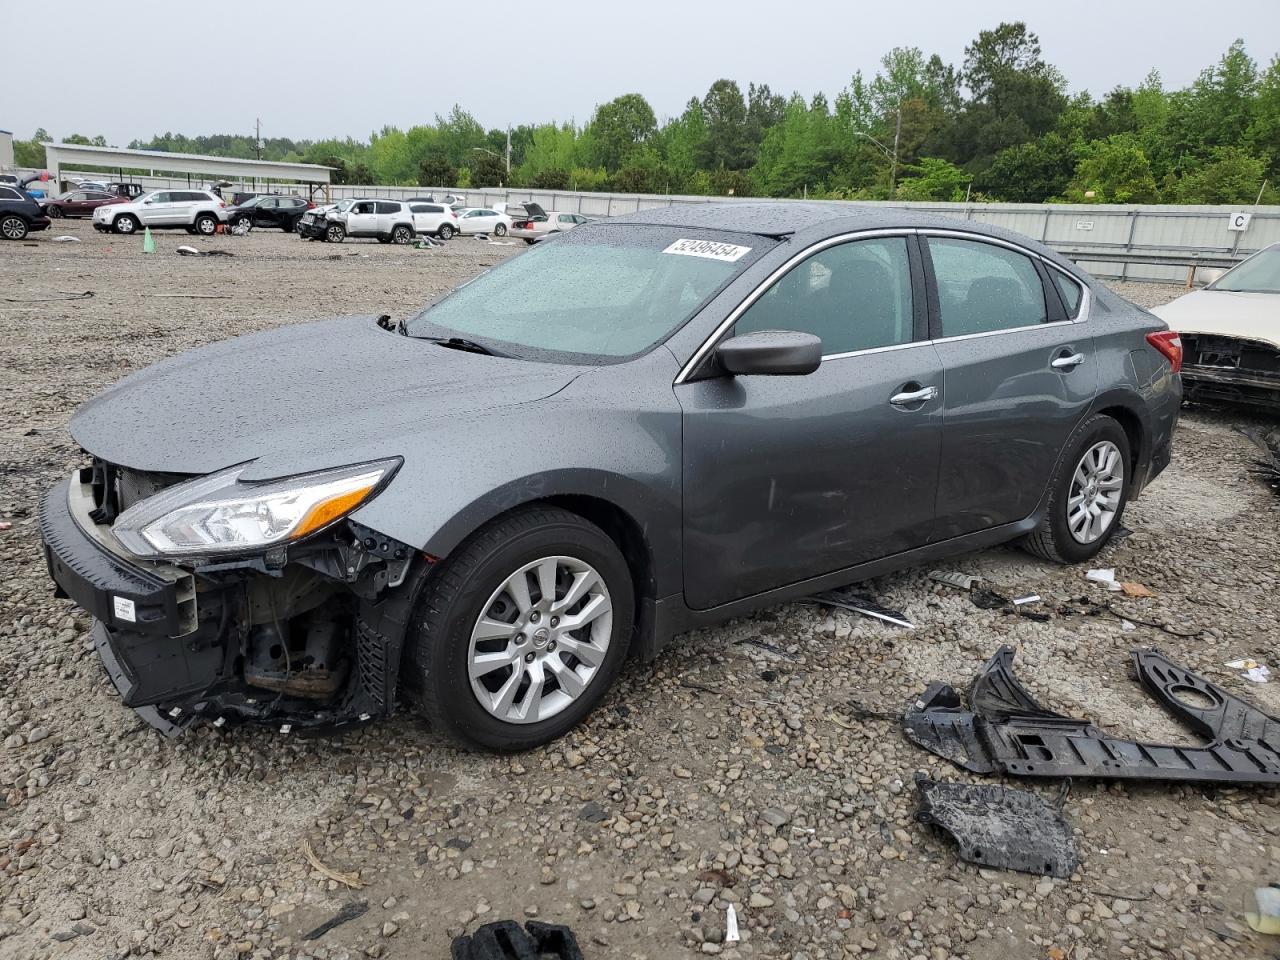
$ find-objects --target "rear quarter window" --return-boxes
[1052,271,1084,318]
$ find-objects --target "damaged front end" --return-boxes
[1180,333,1280,409]
[40,458,428,736]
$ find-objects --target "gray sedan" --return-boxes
[40,203,1181,751]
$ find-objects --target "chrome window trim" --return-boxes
[674,228,915,384]
[675,226,1095,384]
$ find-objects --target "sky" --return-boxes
[5,0,1280,146]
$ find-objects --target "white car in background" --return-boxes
[508,203,591,244]
[408,201,460,240]
[92,189,228,236]
[454,208,512,236]
[1152,242,1280,410]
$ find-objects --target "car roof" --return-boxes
[608,201,1085,274]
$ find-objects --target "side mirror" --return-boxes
[716,330,822,376]
[1197,267,1226,286]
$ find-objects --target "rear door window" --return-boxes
[375,201,400,214]
[927,237,1048,337]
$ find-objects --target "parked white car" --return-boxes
[509,204,591,244]
[92,189,229,236]
[454,208,513,237]
[1152,242,1280,410]
[408,201,460,240]
[297,198,417,244]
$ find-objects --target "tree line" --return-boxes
[12,23,1279,205]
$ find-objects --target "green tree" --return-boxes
[975,133,1074,201]
[895,157,970,201]
[1065,135,1160,203]
[417,153,458,187]
[1174,146,1269,203]
[657,98,708,192]
[470,151,508,187]
[701,79,751,169]
[530,168,571,190]
[588,93,656,171]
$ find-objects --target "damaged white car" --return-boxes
[1153,242,1280,409]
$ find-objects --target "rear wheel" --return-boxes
[194,213,218,236]
[402,506,634,752]
[437,223,454,240]
[1023,414,1131,564]
[391,225,413,244]
[113,215,139,235]
[1,215,29,240]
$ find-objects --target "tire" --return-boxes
[185,226,198,235]
[437,223,454,240]
[391,225,413,244]
[233,215,251,231]
[524,238,536,245]
[494,223,507,237]
[194,213,218,236]
[0,215,29,240]
[1022,414,1132,564]
[282,221,296,233]
[325,223,345,243]
[402,506,635,752]
[47,205,64,219]
[113,215,139,235]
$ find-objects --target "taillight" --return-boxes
[218,201,226,208]
[1146,331,1183,374]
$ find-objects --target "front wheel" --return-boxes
[402,506,634,752]
[47,206,64,219]
[113,215,139,235]
[1022,415,1132,564]
[325,223,345,243]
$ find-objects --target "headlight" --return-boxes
[111,459,399,559]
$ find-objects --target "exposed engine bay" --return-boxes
[41,458,430,736]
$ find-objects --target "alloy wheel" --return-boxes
[467,555,613,725]
[1067,440,1124,544]
[1,216,27,240]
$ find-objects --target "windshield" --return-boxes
[1213,245,1280,294]
[334,199,355,213]
[405,224,771,362]
[239,196,265,208]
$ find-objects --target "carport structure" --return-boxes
[42,143,332,200]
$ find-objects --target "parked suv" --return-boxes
[0,184,52,240]
[93,190,229,236]
[298,198,416,244]
[225,195,314,233]
[408,202,459,239]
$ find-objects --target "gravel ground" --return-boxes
[1,220,1278,960]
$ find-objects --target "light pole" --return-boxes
[854,101,902,194]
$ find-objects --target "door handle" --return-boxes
[1052,352,1086,370]
[889,385,938,406]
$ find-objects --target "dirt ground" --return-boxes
[1,217,1278,960]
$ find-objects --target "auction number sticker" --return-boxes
[663,238,752,262]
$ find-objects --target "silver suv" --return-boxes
[298,199,417,244]
[92,190,229,236]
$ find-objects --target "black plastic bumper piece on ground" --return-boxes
[913,773,1079,878]
[451,920,584,960]
[904,645,1280,785]
[40,479,184,636]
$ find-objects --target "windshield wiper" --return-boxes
[420,335,502,356]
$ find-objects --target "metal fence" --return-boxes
[40,167,1280,283]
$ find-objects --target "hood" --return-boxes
[70,315,580,480]
[1151,289,1280,348]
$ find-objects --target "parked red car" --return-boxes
[42,190,129,219]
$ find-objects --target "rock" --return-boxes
[749,893,775,908]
